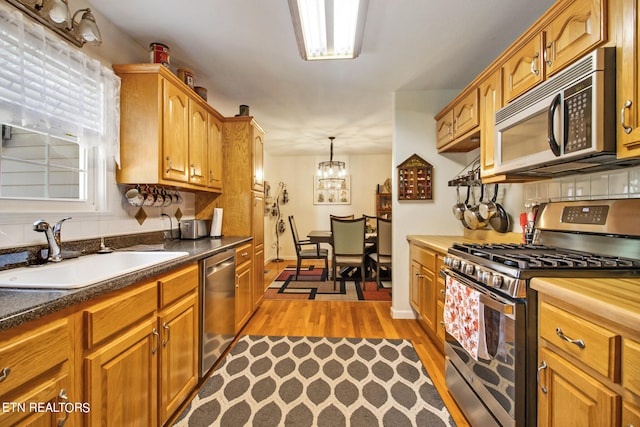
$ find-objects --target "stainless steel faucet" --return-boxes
[33,217,71,262]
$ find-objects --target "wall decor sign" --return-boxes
[314,175,351,205]
[397,154,433,200]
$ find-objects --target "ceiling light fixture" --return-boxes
[317,136,347,189]
[288,0,368,60]
[5,0,102,47]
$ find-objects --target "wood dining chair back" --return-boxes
[330,217,366,289]
[288,216,328,280]
[368,217,392,288]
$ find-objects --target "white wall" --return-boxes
[263,153,392,261]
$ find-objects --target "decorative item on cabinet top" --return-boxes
[397,154,432,200]
[124,184,183,208]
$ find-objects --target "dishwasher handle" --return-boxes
[202,249,235,278]
[206,258,235,276]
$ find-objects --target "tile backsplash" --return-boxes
[524,165,640,204]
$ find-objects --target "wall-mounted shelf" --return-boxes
[397,154,433,200]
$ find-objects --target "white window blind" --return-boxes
[0,8,120,165]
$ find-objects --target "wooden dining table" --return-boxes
[307,230,376,245]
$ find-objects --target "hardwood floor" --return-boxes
[241,260,471,426]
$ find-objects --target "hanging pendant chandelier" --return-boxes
[317,136,346,189]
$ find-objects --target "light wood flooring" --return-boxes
[241,260,470,426]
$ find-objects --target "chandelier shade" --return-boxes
[317,136,346,188]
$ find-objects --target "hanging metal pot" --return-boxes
[479,183,499,221]
[464,185,490,230]
[453,186,470,221]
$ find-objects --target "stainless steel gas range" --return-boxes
[441,198,640,427]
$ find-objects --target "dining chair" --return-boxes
[368,217,391,289]
[330,217,366,290]
[329,214,355,220]
[288,216,329,280]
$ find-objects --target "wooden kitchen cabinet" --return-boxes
[235,242,254,332]
[435,87,480,153]
[617,0,640,158]
[409,242,444,352]
[503,0,605,103]
[113,64,225,192]
[84,264,199,426]
[479,70,502,179]
[0,315,75,427]
[537,346,619,427]
[207,115,224,191]
[220,116,266,313]
[533,284,640,427]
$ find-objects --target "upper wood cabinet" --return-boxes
[207,115,224,191]
[435,87,480,153]
[479,70,502,179]
[252,127,265,192]
[113,64,225,193]
[503,0,605,103]
[617,0,640,158]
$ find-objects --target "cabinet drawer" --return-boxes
[623,338,640,395]
[159,264,198,308]
[0,317,70,397]
[410,245,435,271]
[539,301,620,380]
[85,281,157,349]
[236,243,252,266]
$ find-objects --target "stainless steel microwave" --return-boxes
[494,48,620,177]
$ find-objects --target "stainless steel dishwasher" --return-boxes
[199,249,236,377]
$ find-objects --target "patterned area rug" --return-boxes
[174,335,456,427]
[265,266,392,301]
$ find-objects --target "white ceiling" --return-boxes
[88,0,556,156]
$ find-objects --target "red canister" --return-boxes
[150,42,170,67]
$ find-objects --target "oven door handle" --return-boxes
[441,268,514,315]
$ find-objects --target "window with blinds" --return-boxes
[0,8,119,207]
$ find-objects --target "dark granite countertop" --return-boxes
[0,236,251,332]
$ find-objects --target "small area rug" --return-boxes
[265,266,392,302]
[174,335,456,427]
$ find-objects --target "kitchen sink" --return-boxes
[0,251,190,289]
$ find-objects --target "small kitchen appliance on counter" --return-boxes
[179,219,208,240]
[441,198,640,427]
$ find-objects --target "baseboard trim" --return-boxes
[390,307,416,319]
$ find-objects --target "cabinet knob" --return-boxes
[537,360,548,394]
[555,327,585,349]
[151,328,159,354]
[57,389,71,426]
[0,367,10,382]
[162,322,170,347]
[530,52,540,76]
[544,41,553,67]
[621,99,633,134]
[165,156,172,174]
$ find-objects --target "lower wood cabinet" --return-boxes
[0,315,75,427]
[83,263,198,426]
[235,242,254,332]
[408,241,445,352]
[535,293,640,427]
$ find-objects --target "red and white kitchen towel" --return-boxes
[444,275,489,360]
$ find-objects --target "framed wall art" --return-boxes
[314,175,351,205]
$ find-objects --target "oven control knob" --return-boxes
[478,270,490,284]
[450,258,461,269]
[464,263,475,275]
[491,275,503,288]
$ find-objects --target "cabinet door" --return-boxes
[252,191,265,306]
[188,100,208,186]
[159,294,198,425]
[618,0,640,157]
[419,267,436,333]
[503,33,544,103]
[163,80,190,183]
[623,400,640,427]
[543,0,604,77]
[453,88,479,137]
[479,70,502,178]
[537,346,619,427]
[436,109,454,149]
[409,260,421,311]
[235,259,253,332]
[0,373,72,427]
[252,126,264,192]
[85,319,158,427]
[207,115,223,191]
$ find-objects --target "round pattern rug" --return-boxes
[174,335,456,427]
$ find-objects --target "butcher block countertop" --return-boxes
[531,277,640,335]
[407,230,523,253]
